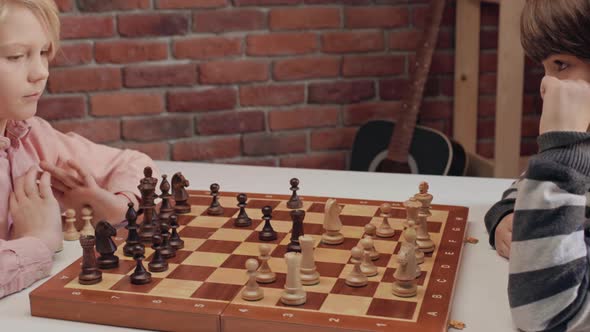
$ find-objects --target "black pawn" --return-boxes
[95,220,119,269]
[287,178,303,209]
[287,210,305,253]
[148,234,168,273]
[234,193,252,227]
[169,214,184,249]
[159,174,174,221]
[130,245,151,285]
[159,218,176,259]
[207,183,224,215]
[259,205,277,241]
[124,203,143,257]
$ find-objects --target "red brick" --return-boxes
[168,88,237,112]
[480,29,499,50]
[197,111,265,135]
[51,43,93,67]
[345,7,409,29]
[479,73,497,95]
[114,142,170,160]
[521,139,538,156]
[343,101,402,125]
[123,116,193,141]
[478,118,494,139]
[48,67,121,93]
[269,8,340,30]
[60,16,115,39]
[193,10,266,33]
[379,78,409,100]
[225,158,277,167]
[412,4,455,28]
[421,100,452,121]
[234,0,300,5]
[243,132,306,156]
[90,93,164,117]
[124,64,197,88]
[311,127,357,150]
[308,81,374,104]
[479,52,498,73]
[274,57,340,81]
[247,33,317,56]
[343,55,405,77]
[37,96,86,121]
[78,0,150,11]
[118,13,189,37]
[95,41,168,64]
[306,0,370,4]
[477,140,494,158]
[478,117,539,139]
[389,29,453,51]
[240,85,305,106]
[200,60,269,84]
[52,119,121,143]
[174,37,241,60]
[321,31,384,53]
[280,152,346,170]
[54,0,73,12]
[172,137,241,161]
[269,106,339,130]
[157,0,227,8]
[481,2,500,26]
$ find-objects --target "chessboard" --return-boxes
[30,189,468,332]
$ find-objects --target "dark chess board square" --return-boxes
[366,298,416,320]
[247,199,281,210]
[110,276,163,293]
[220,254,257,269]
[188,196,211,206]
[272,210,292,221]
[200,208,239,218]
[303,223,323,236]
[270,245,288,258]
[102,260,135,275]
[315,261,346,278]
[244,231,288,244]
[427,221,442,233]
[318,238,359,251]
[164,250,193,265]
[275,291,327,311]
[167,265,216,281]
[198,240,241,253]
[381,267,428,286]
[192,282,241,301]
[330,279,379,297]
[176,214,196,226]
[260,272,286,289]
[178,226,217,239]
[373,253,393,268]
[222,218,262,230]
[340,215,373,227]
[392,242,402,255]
[307,202,345,213]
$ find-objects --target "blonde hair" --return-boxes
[521,0,590,63]
[0,0,60,59]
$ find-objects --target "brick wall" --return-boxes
[40,0,543,169]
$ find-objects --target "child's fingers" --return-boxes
[9,192,18,214]
[23,167,40,198]
[38,172,54,199]
[41,162,81,189]
[13,172,26,203]
[50,176,70,193]
[66,159,96,187]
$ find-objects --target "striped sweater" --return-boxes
[484,131,590,332]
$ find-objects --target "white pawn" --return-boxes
[280,252,306,306]
[256,244,276,284]
[299,235,320,285]
[392,225,418,297]
[376,203,395,238]
[321,198,344,245]
[63,209,80,241]
[346,246,368,287]
[80,206,95,237]
[363,224,380,261]
[359,237,378,277]
[242,259,264,301]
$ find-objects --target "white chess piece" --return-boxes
[242,259,264,301]
[392,226,418,297]
[63,209,80,241]
[414,182,435,253]
[280,252,306,306]
[363,224,380,261]
[321,198,344,245]
[299,235,320,285]
[376,203,395,238]
[256,244,276,283]
[404,199,425,265]
[346,246,368,287]
[359,237,378,277]
[80,206,95,237]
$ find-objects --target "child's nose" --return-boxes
[28,56,49,83]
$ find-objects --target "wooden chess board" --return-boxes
[30,190,469,332]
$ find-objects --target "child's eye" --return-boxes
[555,60,569,71]
[6,54,24,61]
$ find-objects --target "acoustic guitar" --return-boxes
[350,0,467,176]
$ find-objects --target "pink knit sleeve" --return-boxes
[0,237,53,298]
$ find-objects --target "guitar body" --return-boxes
[350,120,468,176]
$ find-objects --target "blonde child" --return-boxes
[0,0,158,298]
[484,0,590,330]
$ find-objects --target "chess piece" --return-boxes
[256,244,276,283]
[234,193,252,227]
[286,178,303,209]
[159,217,176,259]
[80,205,95,237]
[404,199,425,264]
[158,174,175,221]
[95,220,119,269]
[392,225,418,297]
[63,209,80,241]
[363,224,380,261]
[359,237,378,277]
[169,214,184,249]
[299,235,320,285]
[207,183,224,216]
[241,259,264,301]
[130,245,152,285]
[414,182,435,253]
[124,203,142,257]
[78,235,102,285]
[321,198,344,245]
[148,234,168,273]
[376,203,395,238]
[280,252,306,306]
[138,167,158,244]
[172,172,191,214]
[346,246,368,287]
[259,205,277,241]
[287,210,305,253]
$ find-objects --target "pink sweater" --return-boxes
[0,117,157,298]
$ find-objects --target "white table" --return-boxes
[0,161,516,331]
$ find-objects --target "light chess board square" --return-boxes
[149,279,203,299]
[221,218,262,230]
[320,294,373,316]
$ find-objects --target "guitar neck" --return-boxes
[387,0,446,163]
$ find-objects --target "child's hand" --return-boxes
[539,76,590,135]
[494,213,513,259]
[10,167,62,253]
